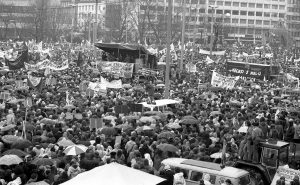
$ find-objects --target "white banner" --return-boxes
[88,82,106,92]
[25,60,69,71]
[211,71,239,89]
[100,77,122,89]
[199,49,226,56]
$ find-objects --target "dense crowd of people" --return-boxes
[0,40,299,185]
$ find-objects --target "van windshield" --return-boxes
[239,175,250,185]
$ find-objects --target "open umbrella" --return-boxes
[27,181,49,185]
[45,104,58,109]
[179,119,198,125]
[11,138,33,149]
[63,145,88,156]
[103,116,117,121]
[210,111,222,116]
[1,125,16,132]
[157,143,179,153]
[133,86,144,91]
[63,105,76,109]
[2,149,28,157]
[122,84,132,89]
[143,111,161,116]
[163,111,174,116]
[139,117,156,124]
[40,118,57,124]
[0,155,23,165]
[57,137,75,147]
[2,135,20,144]
[100,127,116,136]
[166,123,181,129]
[31,158,54,166]
[124,116,139,121]
[60,162,165,185]
[135,126,153,132]
[158,131,176,139]
[182,116,196,120]
[210,152,230,159]
[281,99,291,104]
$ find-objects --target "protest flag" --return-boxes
[24,97,33,108]
[76,51,84,66]
[5,49,28,70]
[90,118,103,129]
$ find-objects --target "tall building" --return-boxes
[286,0,300,47]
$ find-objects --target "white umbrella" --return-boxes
[0,155,23,165]
[61,162,165,185]
[210,152,230,159]
[238,126,248,133]
[63,145,88,156]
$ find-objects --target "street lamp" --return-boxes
[209,5,218,57]
[69,4,77,43]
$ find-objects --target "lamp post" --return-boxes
[69,4,76,43]
[164,0,172,98]
[209,5,218,57]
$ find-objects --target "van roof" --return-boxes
[162,158,249,178]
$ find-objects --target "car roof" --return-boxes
[162,158,249,178]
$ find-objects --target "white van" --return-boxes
[162,158,251,185]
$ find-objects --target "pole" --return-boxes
[94,0,99,69]
[23,108,28,139]
[179,0,186,72]
[209,7,215,57]
[164,0,172,98]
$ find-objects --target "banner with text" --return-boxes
[226,61,270,80]
[101,61,134,78]
[199,49,226,56]
[211,71,239,89]
[25,60,69,71]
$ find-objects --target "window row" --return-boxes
[211,1,285,9]
[78,5,104,12]
[213,10,285,18]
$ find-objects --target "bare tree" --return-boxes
[0,3,16,40]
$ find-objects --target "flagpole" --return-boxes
[164,0,172,98]
[23,108,27,139]
[179,0,186,72]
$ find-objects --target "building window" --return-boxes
[199,9,205,13]
[232,18,239,23]
[256,12,263,16]
[256,20,262,24]
[241,3,247,7]
[264,12,270,17]
[191,0,198,4]
[264,4,270,9]
[240,19,247,24]
[224,10,231,14]
[240,28,246,34]
[248,28,254,34]
[199,0,205,4]
[209,1,215,5]
[217,1,223,5]
[264,20,270,25]
[233,2,239,6]
[272,21,278,25]
[248,11,254,16]
[272,5,278,9]
[279,5,285,10]
[225,1,231,6]
[256,4,263,8]
[240,11,247,15]
[216,9,223,14]
[232,10,239,15]
[249,3,255,7]
[248,19,255,24]
[272,13,278,17]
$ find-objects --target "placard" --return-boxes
[101,61,134,78]
[211,71,239,89]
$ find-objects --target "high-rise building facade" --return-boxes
[286,0,300,47]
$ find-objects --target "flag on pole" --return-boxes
[24,97,32,108]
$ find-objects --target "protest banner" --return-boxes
[211,71,239,89]
[226,61,270,80]
[101,61,134,78]
[199,49,226,56]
